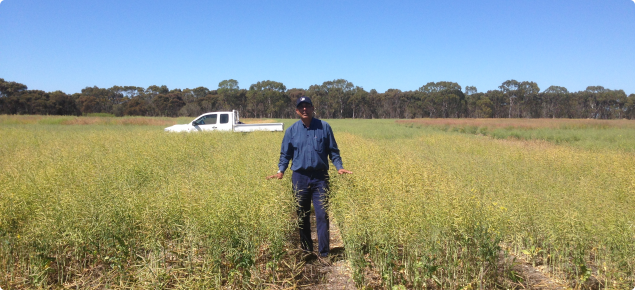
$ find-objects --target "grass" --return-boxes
[399,118,635,152]
[1,115,634,289]
[84,113,117,117]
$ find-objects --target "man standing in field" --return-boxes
[267,96,352,258]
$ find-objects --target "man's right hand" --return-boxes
[266,172,284,180]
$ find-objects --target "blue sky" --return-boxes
[1,0,634,95]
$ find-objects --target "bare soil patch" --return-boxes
[505,254,568,290]
[288,213,356,289]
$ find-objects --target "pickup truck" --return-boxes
[164,110,284,132]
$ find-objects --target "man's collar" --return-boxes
[301,117,315,128]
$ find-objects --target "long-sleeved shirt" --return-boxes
[278,118,343,173]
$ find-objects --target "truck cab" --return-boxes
[191,111,234,131]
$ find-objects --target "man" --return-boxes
[267,96,352,257]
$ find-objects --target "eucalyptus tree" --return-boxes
[583,86,610,119]
[14,90,49,114]
[109,86,137,99]
[316,79,355,118]
[177,86,211,116]
[305,80,355,119]
[145,85,169,96]
[542,86,569,118]
[152,93,185,117]
[348,87,368,119]
[49,91,81,116]
[626,94,635,119]
[367,89,382,119]
[77,86,116,113]
[0,79,28,114]
[305,84,327,118]
[590,87,628,119]
[484,90,506,118]
[466,91,494,118]
[499,80,520,118]
[218,79,244,111]
[182,86,210,103]
[499,80,540,118]
[518,81,540,118]
[247,80,287,118]
[382,89,406,118]
[418,81,465,118]
[123,97,151,116]
[0,78,27,98]
[475,95,494,118]
[464,86,477,96]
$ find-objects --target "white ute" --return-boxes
[164,110,283,132]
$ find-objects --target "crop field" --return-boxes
[0,116,634,289]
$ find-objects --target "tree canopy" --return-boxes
[0,78,633,119]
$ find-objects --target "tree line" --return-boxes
[2,78,635,119]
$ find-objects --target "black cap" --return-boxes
[296,96,313,107]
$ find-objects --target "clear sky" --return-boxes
[1,0,634,95]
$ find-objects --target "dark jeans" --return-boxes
[291,170,330,256]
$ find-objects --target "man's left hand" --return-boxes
[266,172,284,180]
[338,169,353,174]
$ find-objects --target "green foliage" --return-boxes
[0,78,28,97]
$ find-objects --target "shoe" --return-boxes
[302,252,317,262]
[317,253,332,265]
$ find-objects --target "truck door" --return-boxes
[191,114,218,131]
[216,113,233,131]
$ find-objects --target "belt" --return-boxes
[293,169,328,175]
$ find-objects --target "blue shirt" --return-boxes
[278,118,343,173]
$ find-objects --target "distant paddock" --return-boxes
[397,118,635,129]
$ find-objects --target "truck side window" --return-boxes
[206,114,217,124]
[220,114,229,124]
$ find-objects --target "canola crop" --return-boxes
[0,118,634,289]
[0,124,295,288]
[330,128,635,289]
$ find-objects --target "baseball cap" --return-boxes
[296,96,313,107]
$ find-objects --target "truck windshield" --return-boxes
[220,114,229,124]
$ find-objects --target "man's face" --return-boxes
[295,103,314,119]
